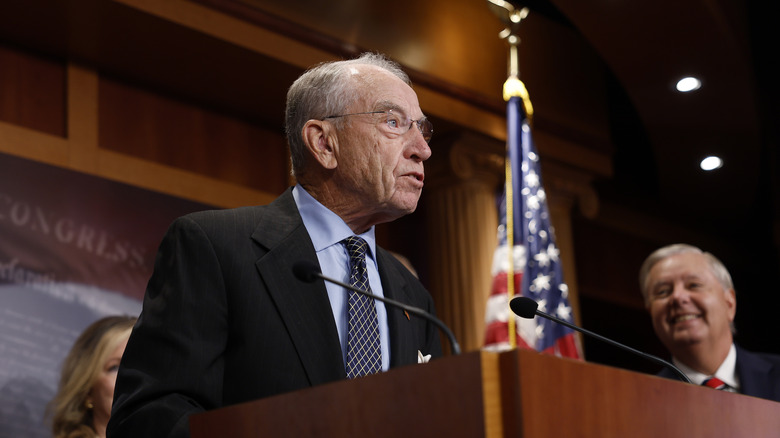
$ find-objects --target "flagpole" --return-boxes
[488,0,531,349]
[490,1,533,118]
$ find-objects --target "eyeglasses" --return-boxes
[322,110,433,143]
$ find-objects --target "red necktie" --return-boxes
[702,376,727,390]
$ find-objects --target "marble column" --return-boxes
[423,133,504,353]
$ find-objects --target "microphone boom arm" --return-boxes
[533,307,691,384]
[313,273,461,355]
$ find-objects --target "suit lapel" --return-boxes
[252,190,345,385]
[377,248,416,368]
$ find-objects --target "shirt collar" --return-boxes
[292,184,376,257]
[673,343,738,389]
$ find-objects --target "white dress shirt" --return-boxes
[673,343,739,392]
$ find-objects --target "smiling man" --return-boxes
[107,53,442,438]
[639,243,780,401]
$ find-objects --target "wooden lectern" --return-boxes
[190,349,780,437]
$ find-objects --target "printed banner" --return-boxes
[0,152,211,437]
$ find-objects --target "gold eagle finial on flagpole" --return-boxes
[487,0,533,118]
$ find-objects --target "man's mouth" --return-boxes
[407,172,424,182]
[401,172,424,186]
[669,314,701,324]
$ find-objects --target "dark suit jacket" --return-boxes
[658,344,780,403]
[107,189,443,438]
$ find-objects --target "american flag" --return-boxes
[483,95,581,358]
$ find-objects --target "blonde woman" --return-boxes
[48,315,136,438]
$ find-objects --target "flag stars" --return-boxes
[556,302,572,321]
[534,251,552,267]
[546,244,560,262]
[496,224,507,242]
[530,273,551,292]
[527,195,540,211]
[537,298,547,313]
[525,171,540,188]
[535,323,545,339]
[559,283,569,299]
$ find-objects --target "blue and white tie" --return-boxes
[342,236,381,378]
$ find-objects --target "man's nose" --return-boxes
[670,284,690,304]
[408,130,432,162]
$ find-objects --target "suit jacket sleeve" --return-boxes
[107,215,229,438]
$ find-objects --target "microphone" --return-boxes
[292,260,461,355]
[510,296,691,384]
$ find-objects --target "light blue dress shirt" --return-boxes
[292,184,390,371]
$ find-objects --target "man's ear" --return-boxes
[725,288,737,322]
[302,120,338,170]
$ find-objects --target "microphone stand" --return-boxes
[293,261,461,355]
[513,297,691,384]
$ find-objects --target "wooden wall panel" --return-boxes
[0,43,66,137]
[98,76,289,195]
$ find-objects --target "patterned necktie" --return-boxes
[342,236,381,378]
[702,376,727,390]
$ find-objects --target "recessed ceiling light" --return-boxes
[700,155,723,171]
[676,77,701,92]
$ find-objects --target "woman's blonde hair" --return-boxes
[48,315,136,438]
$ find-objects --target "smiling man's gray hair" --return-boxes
[638,243,735,306]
